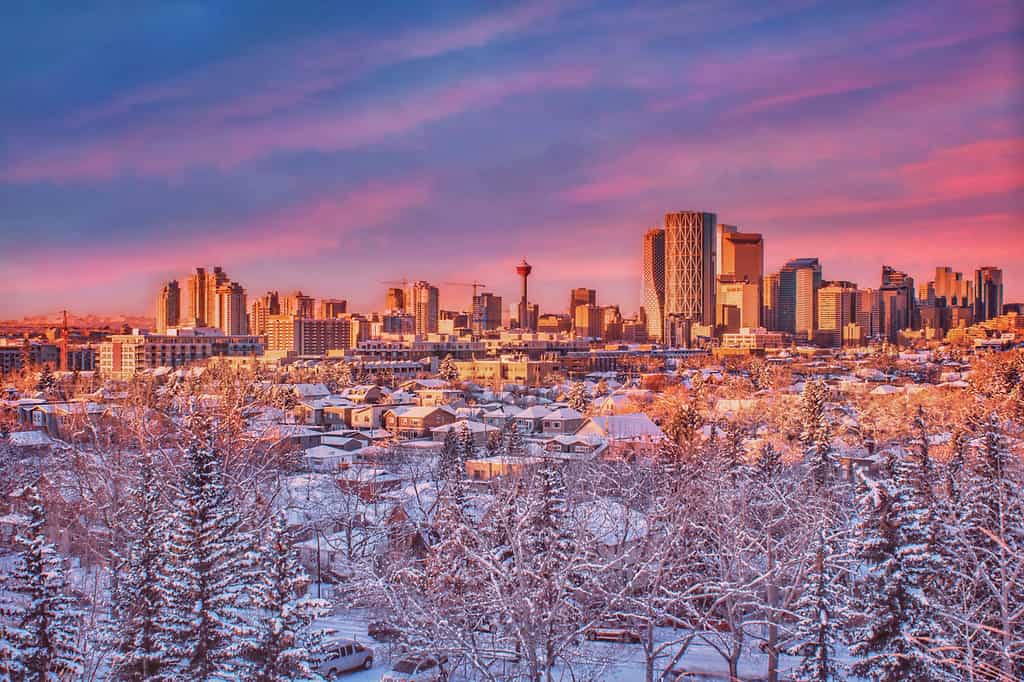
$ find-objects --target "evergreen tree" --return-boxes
[437,428,461,485]
[0,484,81,681]
[457,423,475,463]
[158,421,258,681]
[34,366,55,394]
[849,452,948,681]
[111,461,169,680]
[485,429,502,458]
[437,354,459,384]
[565,382,590,414]
[501,417,525,457]
[247,513,329,682]
[801,381,835,486]
[664,402,703,450]
[756,442,782,484]
[789,527,850,682]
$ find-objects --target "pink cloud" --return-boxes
[0,177,434,295]
[8,66,593,182]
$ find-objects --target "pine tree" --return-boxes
[437,428,461,484]
[111,461,169,680]
[0,484,81,681]
[437,354,459,384]
[501,417,525,457]
[457,423,475,463]
[756,442,782,484]
[849,452,948,681]
[801,381,835,486]
[247,513,329,682]
[485,429,502,458]
[34,365,55,394]
[158,421,258,681]
[789,527,849,682]
[565,381,590,414]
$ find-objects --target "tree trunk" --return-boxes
[766,542,779,682]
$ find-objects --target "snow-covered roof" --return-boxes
[8,430,53,447]
[431,419,499,434]
[578,414,665,441]
[544,407,583,420]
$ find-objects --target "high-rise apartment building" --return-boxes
[641,227,666,342]
[472,292,503,332]
[776,258,821,339]
[186,267,209,326]
[975,266,1004,321]
[569,288,597,322]
[214,282,248,335]
[265,315,351,355]
[155,280,180,333]
[406,281,439,335]
[318,298,348,319]
[664,211,717,328]
[249,291,280,335]
[817,281,857,347]
[184,266,240,330]
[386,287,405,312]
[281,291,315,319]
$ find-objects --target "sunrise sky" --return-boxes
[2,0,1022,318]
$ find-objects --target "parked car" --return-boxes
[583,625,642,643]
[380,654,448,682]
[314,639,373,678]
[368,620,401,641]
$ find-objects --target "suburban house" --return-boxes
[574,414,666,457]
[383,405,458,439]
[541,407,584,435]
[431,419,501,447]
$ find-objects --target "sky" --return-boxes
[1,0,1022,319]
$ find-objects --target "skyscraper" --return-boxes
[934,266,972,307]
[762,273,780,331]
[718,231,764,329]
[715,223,738,276]
[281,291,315,319]
[776,258,822,339]
[155,280,180,333]
[406,281,439,334]
[817,281,857,347]
[569,288,596,324]
[249,291,280,335]
[472,292,502,333]
[214,282,248,335]
[186,267,208,326]
[385,287,405,312]
[720,232,764,284]
[641,227,666,342]
[856,289,882,338]
[664,211,717,327]
[975,266,1003,321]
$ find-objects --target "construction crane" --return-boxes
[443,281,488,299]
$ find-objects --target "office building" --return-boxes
[716,278,760,332]
[569,288,597,322]
[715,224,738,276]
[720,231,764,284]
[406,281,440,335]
[975,266,1004,321]
[762,273,780,331]
[664,211,717,328]
[934,266,973,307]
[574,304,603,338]
[472,292,503,332]
[155,280,180,333]
[641,227,666,342]
[817,281,857,347]
[855,289,883,339]
[776,258,821,340]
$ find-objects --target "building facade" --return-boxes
[664,211,717,328]
[641,227,666,343]
[155,280,180,334]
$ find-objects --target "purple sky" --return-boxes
[2,0,1022,318]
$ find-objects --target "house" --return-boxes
[481,405,521,428]
[514,405,551,434]
[336,466,403,501]
[290,383,332,400]
[574,414,665,458]
[303,445,357,473]
[545,434,603,456]
[464,455,543,481]
[340,384,386,404]
[254,423,322,451]
[28,402,106,439]
[383,405,457,439]
[431,419,500,447]
[541,407,584,435]
[399,378,449,392]
[415,388,464,407]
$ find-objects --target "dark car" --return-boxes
[368,620,402,642]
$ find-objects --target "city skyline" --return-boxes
[2,1,1023,318]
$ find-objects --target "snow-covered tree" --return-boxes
[801,380,835,486]
[34,365,55,394]
[158,420,259,681]
[789,527,850,681]
[437,354,459,384]
[457,423,475,463]
[501,417,525,457]
[246,513,329,682]
[848,451,949,681]
[111,461,170,680]
[0,484,82,681]
[565,381,590,414]
[437,428,461,484]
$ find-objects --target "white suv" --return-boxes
[315,638,374,678]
